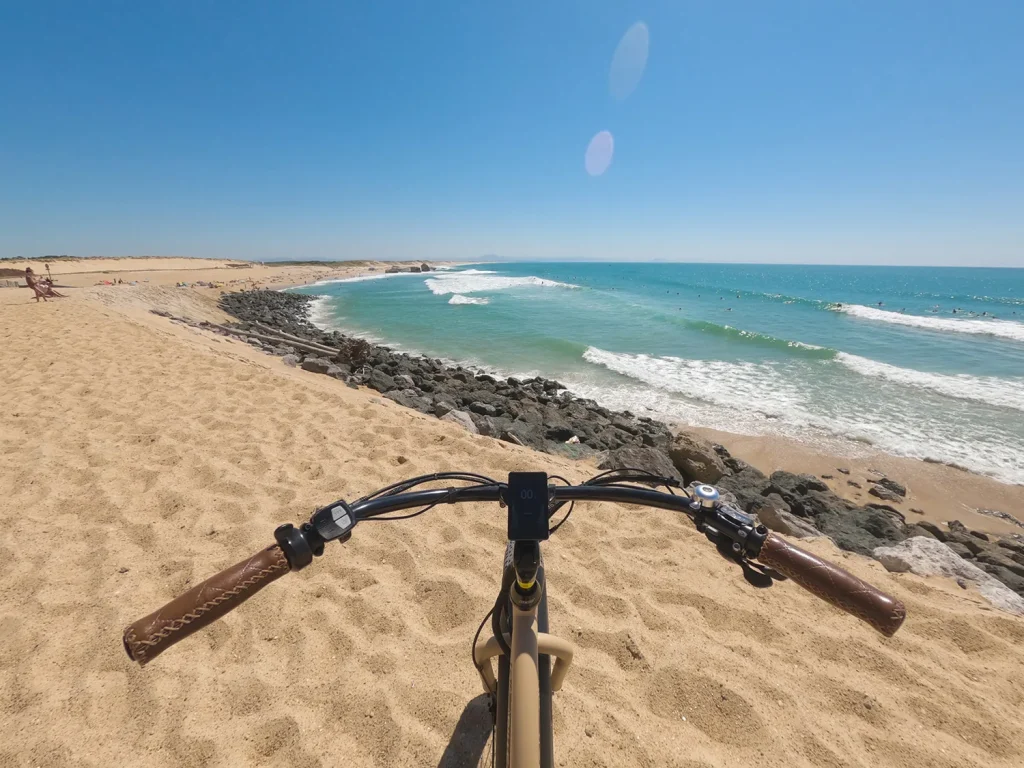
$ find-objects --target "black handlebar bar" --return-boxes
[351,484,694,520]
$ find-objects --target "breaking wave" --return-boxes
[830,303,1024,342]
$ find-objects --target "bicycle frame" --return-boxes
[473,549,575,768]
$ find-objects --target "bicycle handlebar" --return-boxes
[123,545,290,664]
[756,533,905,637]
[352,484,691,519]
[123,481,905,664]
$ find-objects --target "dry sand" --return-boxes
[2,256,452,293]
[2,260,1024,767]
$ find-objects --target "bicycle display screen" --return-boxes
[507,472,550,541]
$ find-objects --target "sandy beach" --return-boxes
[2,257,1024,768]
[1,256,454,293]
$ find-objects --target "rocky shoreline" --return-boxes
[204,289,1024,612]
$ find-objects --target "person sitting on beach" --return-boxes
[25,267,66,302]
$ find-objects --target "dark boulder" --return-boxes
[300,356,334,374]
[385,389,431,412]
[796,491,859,520]
[911,521,946,542]
[469,402,499,417]
[598,444,683,484]
[464,388,503,406]
[813,505,906,556]
[367,369,397,392]
[998,539,1024,555]
[473,415,514,438]
[871,477,907,497]
[611,416,640,435]
[977,564,1024,595]
[714,463,770,512]
[432,398,457,417]
[503,420,544,447]
[868,485,902,502]
[974,549,1024,578]
[865,503,906,524]
[945,532,986,555]
[441,409,478,434]
[641,431,670,450]
[669,432,727,484]
[515,407,545,426]
[945,542,975,559]
[769,471,829,496]
[326,364,349,379]
[766,471,852,520]
[906,524,938,540]
[755,503,820,539]
[545,425,577,443]
[718,460,768,490]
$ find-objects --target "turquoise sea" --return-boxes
[292,263,1024,485]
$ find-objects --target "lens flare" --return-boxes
[585,131,614,176]
[609,21,649,100]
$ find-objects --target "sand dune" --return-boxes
[2,285,1024,767]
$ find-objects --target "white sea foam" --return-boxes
[448,294,490,305]
[425,273,579,296]
[836,353,1024,412]
[580,346,1024,484]
[305,295,389,343]
[307,295,337,329]
[790,340,826,351]
[581,346,810,419]
[832,303,1024,342]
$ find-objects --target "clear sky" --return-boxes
[2,1,1022,265]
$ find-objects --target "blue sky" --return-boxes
[1,2,1022,265]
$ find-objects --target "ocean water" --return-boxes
[291,263,1024,485]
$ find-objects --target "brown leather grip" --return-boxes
[123,544,290,665]
[756,533,906,637]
